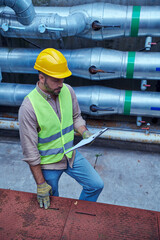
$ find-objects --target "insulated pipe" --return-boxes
[0,83,34,106]
[74,86,160,117]
[0,6,86,38]
[0,83,160,118]
[0,47,160,81]
[1,119,160,145]
[0,0,35,25]
[0,3,160,39]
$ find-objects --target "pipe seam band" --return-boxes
[131,6,141,37]
[124,90,132,115]
[126,51,135,79]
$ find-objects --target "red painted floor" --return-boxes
[0,189,160,240]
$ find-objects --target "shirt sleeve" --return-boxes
[18,97,41,166]
[66,84,86,131]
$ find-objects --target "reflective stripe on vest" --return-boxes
[39,140,74,156]
[38,124,73,143]
[27,84,74,164]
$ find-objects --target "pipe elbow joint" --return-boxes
[16,4,36,25]
[66,12,86,36]
[4,0,35,25]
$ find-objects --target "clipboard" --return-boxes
[65,127,108,154]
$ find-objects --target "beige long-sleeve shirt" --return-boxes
[18,82,86,170]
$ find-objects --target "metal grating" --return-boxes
[0,189,160,240]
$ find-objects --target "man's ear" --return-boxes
[39,73,45,84]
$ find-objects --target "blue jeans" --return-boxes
[42,150,104,202]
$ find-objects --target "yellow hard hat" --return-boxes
[34,48,72,78]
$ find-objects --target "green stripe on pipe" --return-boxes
[126,52,135,79]
[124,90,132,115]
[131,6,141,37]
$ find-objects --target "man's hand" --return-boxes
[37,181,53,209]
[82,130,94,146]
[82,130,93,139]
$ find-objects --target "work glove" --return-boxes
[37,181,53,209]
[82,130,93,139]
[82,130,94,146]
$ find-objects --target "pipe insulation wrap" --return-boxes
[74,86,160,117]
[0,83,160,118]
[0,3,160,39]
[0,47,160,80]
[0,83,34,106]
[0,0,35,25]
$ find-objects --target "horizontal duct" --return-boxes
[0,47,160,81]
[0,0,35,25]
[0,83,160,118]
[0,3,160,39]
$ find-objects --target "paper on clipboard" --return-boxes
[65,127,108,154]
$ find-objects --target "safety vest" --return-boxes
[27,84,74,164]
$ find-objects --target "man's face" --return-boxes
[39,74,64,96]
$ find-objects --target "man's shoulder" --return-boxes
[18,96,36,122]
[64,83,75,95]
[21,96,31,105]
[19,96,33,112]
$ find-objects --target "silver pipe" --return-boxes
[0,83,34,106]
[0,0,35,25]
[0,47,160,81]
[74,86,160,117]
[0,83,160,118]
[0,119,19,130]
[87,126,160,144]
[61,48,160,81]
[0,3,160,39]
[1,119,160,145]
[0,6,86,39]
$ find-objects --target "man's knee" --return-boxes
[97,178,104,191]
[91,178,104,192]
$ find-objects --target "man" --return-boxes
[18,48,104,209]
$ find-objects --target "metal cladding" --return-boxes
[0,83,34,106]
[0,83,160,118]
[52,48,160,81]
[0,3,159,121]
[0,3,160,39]
[74,85,160,117]
[0,47,160,81]
[0,0,35,25]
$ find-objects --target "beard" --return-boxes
[44,79,62,96]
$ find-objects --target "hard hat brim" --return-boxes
[34,65,72,79]
[49,69,72,79]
